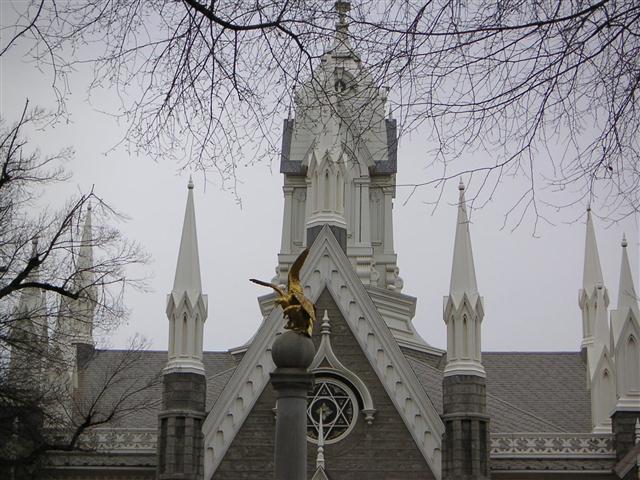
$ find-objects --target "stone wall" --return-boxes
[213,288,435,479]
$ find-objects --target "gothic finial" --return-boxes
[332,0,352,54]
[622,233,628,248]
[458,178,465,191]
[188,175,194,190]
[335,1,351,25]
[321,310,331,335]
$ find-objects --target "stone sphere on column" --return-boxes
[271,330,315,369]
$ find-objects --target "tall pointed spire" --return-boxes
[10,238,47,381]
[610,234,640,411]
[165,177,208,374]
[172,176,202,305]
[442,183,490,478]
[616,234,638,317]
[578,209,615,433]
[443,180,485,378]
[449,180,478,303]
[69,203,96,346]
[583,208,604,293]
[579,208,610,352]
[78,202,96,296]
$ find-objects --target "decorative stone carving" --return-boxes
[490,434,615,458]
[309,310,376,425]
[80,428,158,452]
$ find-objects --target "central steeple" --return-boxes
[276,0,402,291]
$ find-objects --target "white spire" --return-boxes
[449,180,478,302]
[578,210,615,432]
[617,234,638,317]
[172,176,202,304]
[70,203,96,346]
[583,208,604,292]
[610,234,640,410]
[579,208,610,353]
[10,238,47,382]
[444,180,485,378]
[165,178,208,375]
[78,202,96,294]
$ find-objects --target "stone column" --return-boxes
[270,331,315,480]
[280,186,294,254]
[157,372,206,480]
[612,411,640,462]
[442,375,490,480]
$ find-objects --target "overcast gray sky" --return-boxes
[1,14,638,354]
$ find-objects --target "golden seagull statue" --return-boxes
[250,248,316,337]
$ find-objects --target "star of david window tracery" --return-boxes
[307,378,358,444]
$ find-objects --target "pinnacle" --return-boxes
[583,208,604,292]
[449,181,478,298]
[172,179,202,303]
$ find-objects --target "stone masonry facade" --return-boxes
[442,375,490,480]
[212,289,435,479]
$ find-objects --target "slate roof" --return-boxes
[405,351,592,433]
[76,349,238,429]
[77,348,591,434]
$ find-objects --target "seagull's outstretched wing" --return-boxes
[288,248,310,292]
[249,278,287,298]
[287,248,315,331]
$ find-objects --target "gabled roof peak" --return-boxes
[172,178,202,303]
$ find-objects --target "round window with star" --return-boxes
[307,377,358,444]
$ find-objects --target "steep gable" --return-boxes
[203,226,444,479]
[214,289,435,479]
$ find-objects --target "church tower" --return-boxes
[276,0,402,291]
[579,209,616,432]
[610,234,640,464]
[158,178,208,480]
[69,203,97,367]
[9,238,48,385]
[273,0,433,353]
[441,181,490,480]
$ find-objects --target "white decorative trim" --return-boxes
[490,433,615,458]
[366,286,443,355]
[203,302,282,477]
[203,226,444,479]
[443,361,486,377]
[79,428,157,453]
[310,310,376,424]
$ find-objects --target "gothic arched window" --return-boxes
[625,335,640,392]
